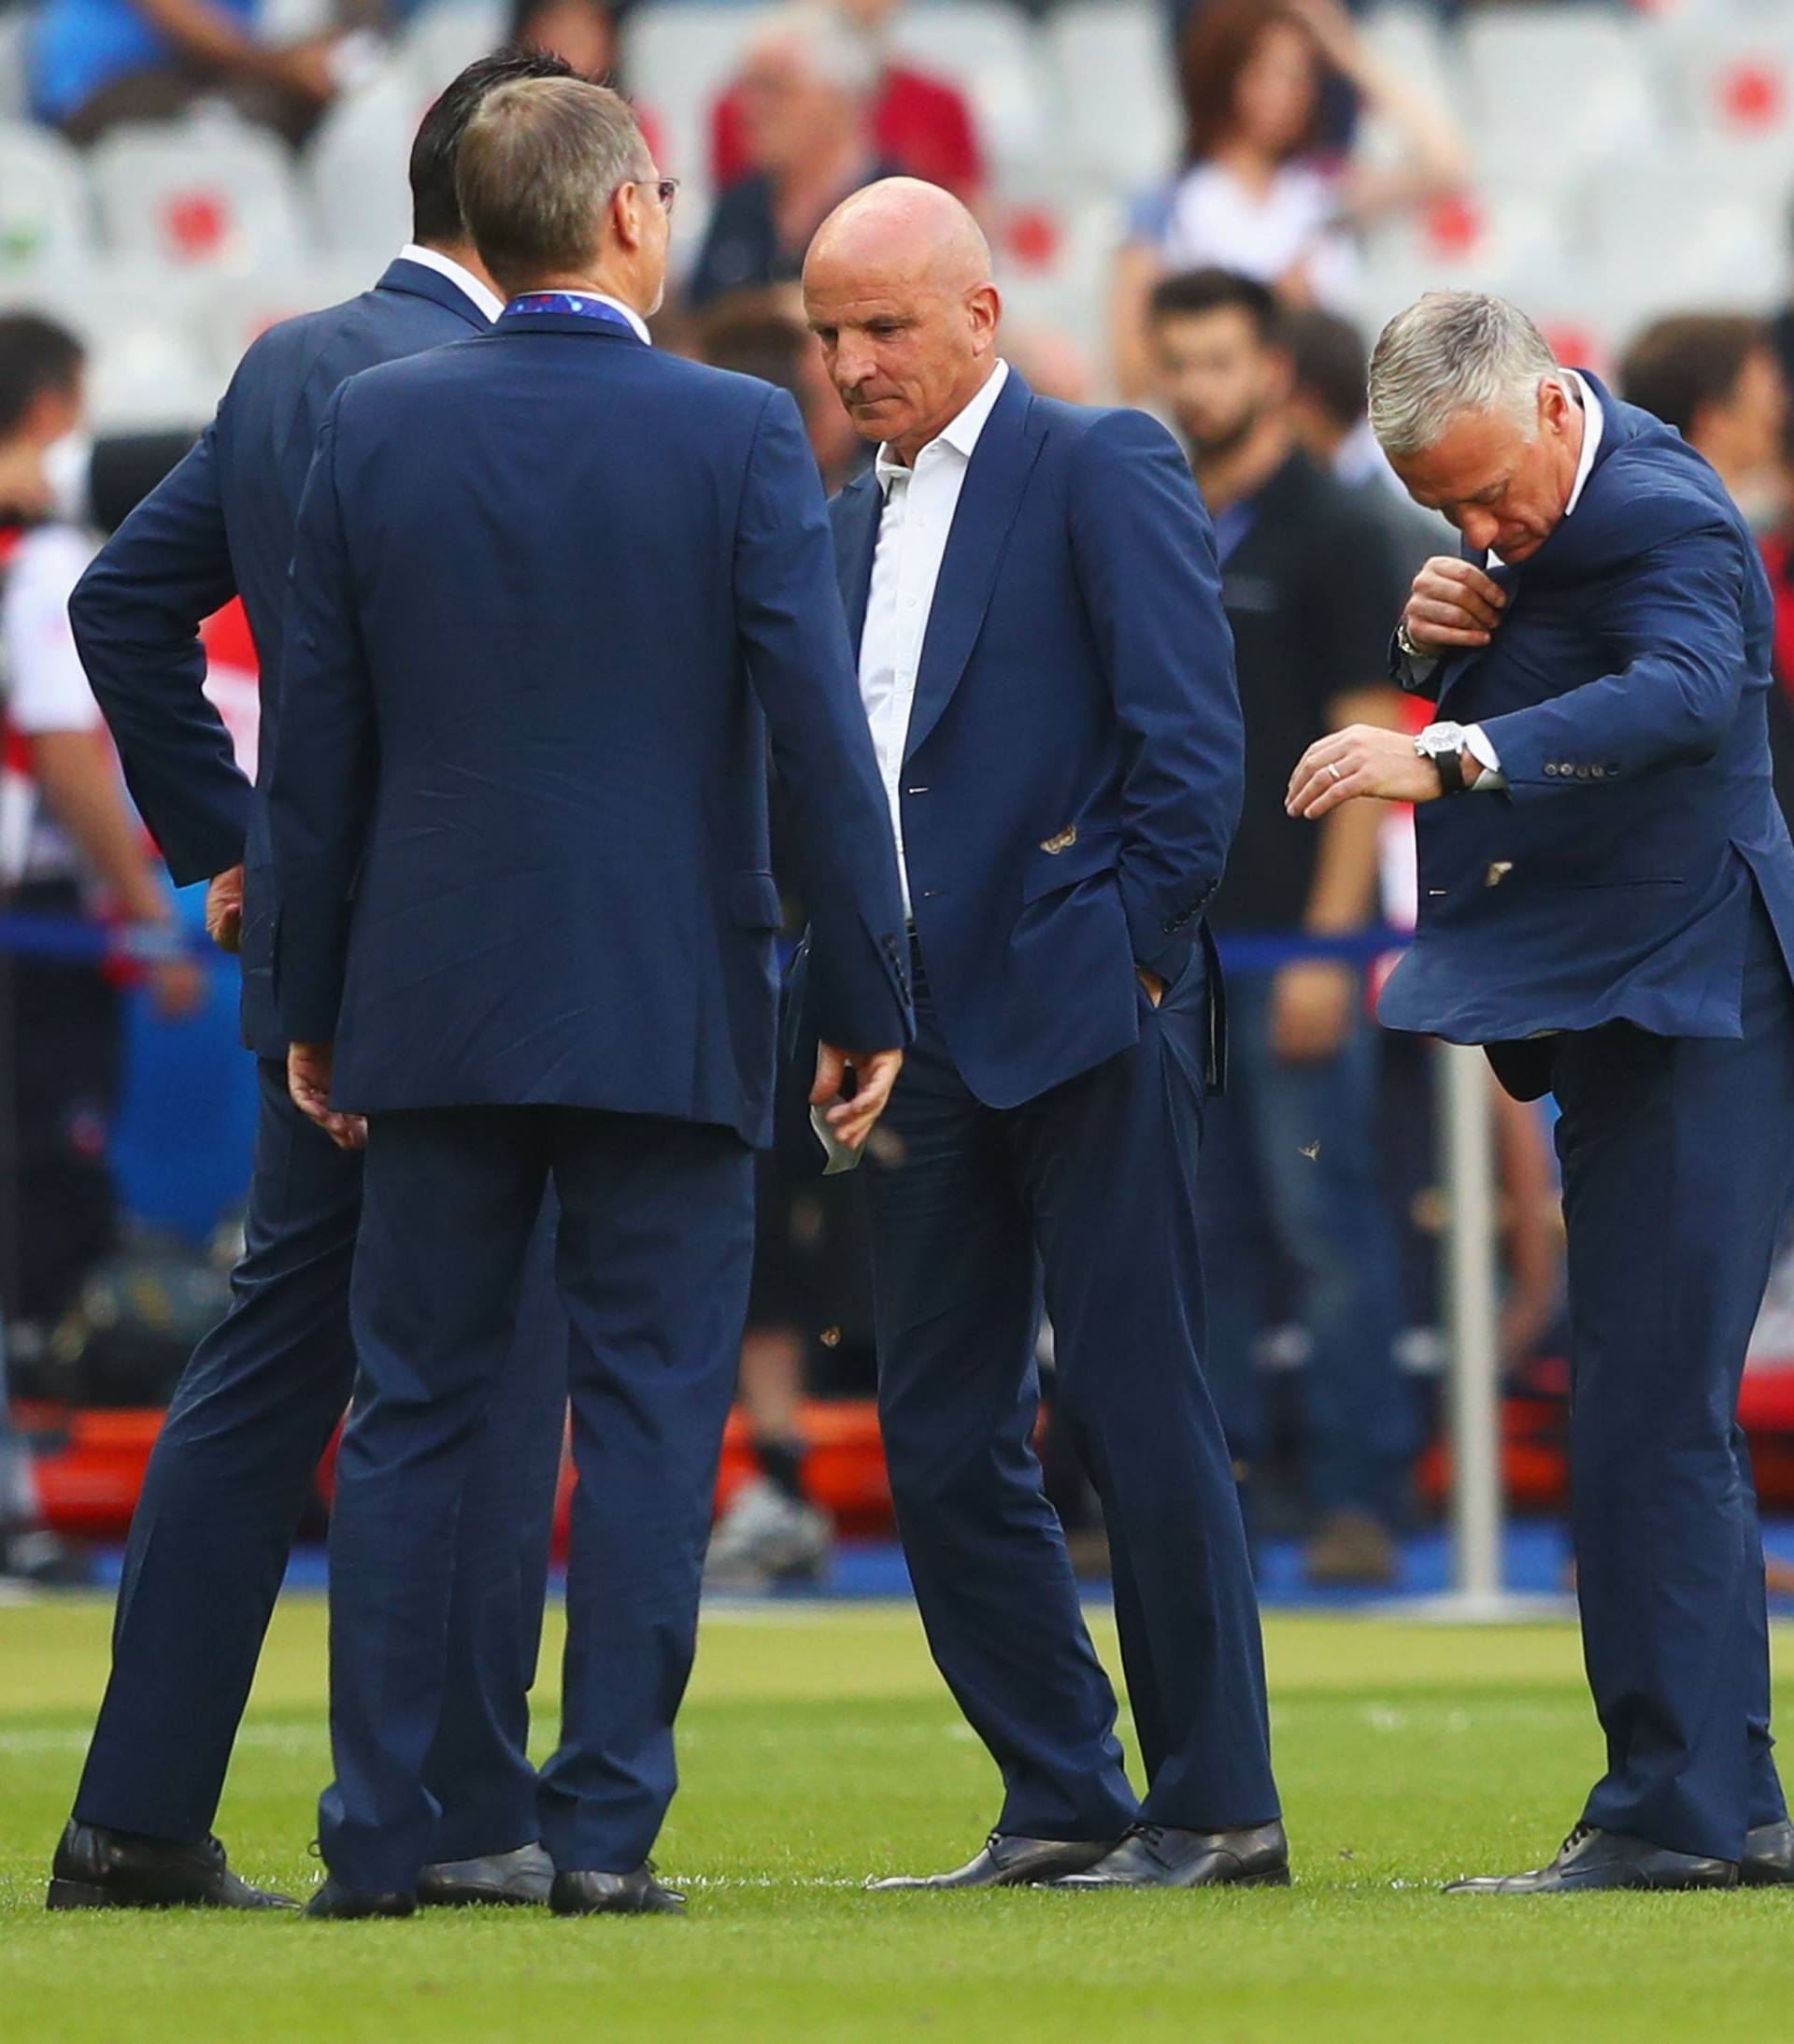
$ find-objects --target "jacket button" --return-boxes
[1575,766,1592,779]
[1544,764,1559,777]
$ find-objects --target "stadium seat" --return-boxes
[1667,21,1794,156]
[199,258,378,380]
[401,0,509,99]
[888,1,1047,189]
[306,66,432,267]
[89,119,309,273]
[0,13,30,124]
[1461,6,1662,169]
[21,265,225,426]
[1359,4,1469,159]
[1583,153,1786,324]
[994,194,1122,365]
[1045,1,1178,198]
[0,122,96,284]
[1358,187,1570,340]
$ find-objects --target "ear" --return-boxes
[610,179,645,256]
[968,282,1001,351]
[1539,376,1575,439]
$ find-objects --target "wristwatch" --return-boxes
[1414,720,1472,796]
[1395,620,1431,664]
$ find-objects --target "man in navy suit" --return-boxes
[1289,290,1794,1894]
[52,52,577,1914]
[270,77,909,1919]
[802,180,1285,1893]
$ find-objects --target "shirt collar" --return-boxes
[398,243,505,325]
[1562,367,1602,519]
[875,359,1009,495]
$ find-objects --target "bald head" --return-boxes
[803,178,1001,465]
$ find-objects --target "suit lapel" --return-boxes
[833,473,881,653]
[903,371,1044,763]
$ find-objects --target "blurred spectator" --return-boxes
[507,0,616,79]
[709,0,982,206]
[26,0,352,147]
[687,6,894,312]
[0,315,202,1344]
[1619,314,1789,534]
[694,293,866,491]
[1111,0,1463,399]
[1283,304,1449,575]
[1147,268,1416,1585]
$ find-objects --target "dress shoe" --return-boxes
[1055,1820,1290,1890]
[1305,1508,1398,1589]
[550,1867,686,1917]
[1742,1820,1794,1887]
[1445,1824,1739,1894]
[47,1821,298,1911]
[867,1833,1118,1891]
[304,1879,417,1920]
[418,1842,554,1907]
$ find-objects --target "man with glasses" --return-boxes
[269,76,908,1919]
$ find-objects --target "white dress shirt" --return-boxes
[1422,370,1605,789]
[859,359,1010,914]
[397,242,505,324]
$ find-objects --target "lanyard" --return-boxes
[500,293,642,337]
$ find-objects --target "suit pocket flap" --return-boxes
[1021,830,1122,903]
[729,870,785,931]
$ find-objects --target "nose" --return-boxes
[834,338,876,391]
[1459,510,1501,553]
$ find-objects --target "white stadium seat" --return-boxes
[1461,5,1661,168]
[401,0,509,100]
[1584,153,1787,323]
[0,121,96,285]
[1045,1,1178,198]
[889,1,1047,188]
[0,13,31,124]
[306,65,434,266]
[89,119,309,273]
[1668,22,1794,155]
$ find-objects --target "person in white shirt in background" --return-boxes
[1111,0,1463,402]
[0,313,201,1582]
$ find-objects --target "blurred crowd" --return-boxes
[5,0,1794,1587]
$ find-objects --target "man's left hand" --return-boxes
[206,865,245,953]
[1287,723,1470,821]
[288,1040,366,1151]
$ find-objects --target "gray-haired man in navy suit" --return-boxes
[53,50,579,1915]
[1290,291,1794,1895]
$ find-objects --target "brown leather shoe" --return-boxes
[867,1833,1119,1891]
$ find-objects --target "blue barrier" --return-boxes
[0,910,1412,973]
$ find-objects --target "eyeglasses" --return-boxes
[642,177,680,217]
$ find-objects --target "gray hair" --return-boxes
[1368,292,1560,457]
[454,77,652,297]
[749,5,882,96]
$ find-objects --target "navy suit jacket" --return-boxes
[1381,371,1794,1050]
[267,309,910,1148]
[825,367,1243,1109]
[69,258,491,1059]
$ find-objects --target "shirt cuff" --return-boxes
[1463,722,1505,791]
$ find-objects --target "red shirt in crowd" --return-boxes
[709,64,983,200]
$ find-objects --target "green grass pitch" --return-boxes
[1,1595,1790,2042]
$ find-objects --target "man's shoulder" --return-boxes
[1580,414,1736,548]
[227,284,464,416]
[1032,395,1182,473]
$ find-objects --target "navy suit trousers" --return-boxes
[865,940,1278,1839]
[1558,903,1794,1861]
[73,1060,566,1859]
[320,1104,753,1893]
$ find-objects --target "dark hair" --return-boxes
[409,47,577,246]
[1618,313,1771,439]
[1177,0,1318,167]
[1148,267,1283,346]
[1283,307,1369,428]
[0,312,84,441]
[693,296,810,399]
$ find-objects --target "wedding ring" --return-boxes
[1326,763,1343,783]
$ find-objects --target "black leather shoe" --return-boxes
[1742,1820,1794,1887]
[867,1832,1118,1892]
[1054,1821,1290,1891]
[550,1868,686,1917]
[1445,1825,1740,1894]
[304,1879,417,1920]
[47,1821,298,1911]
[418,1842,554,1907]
